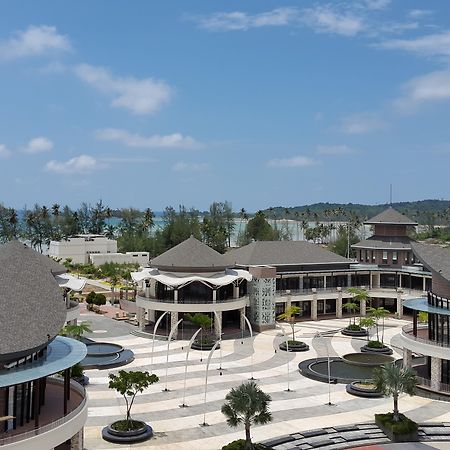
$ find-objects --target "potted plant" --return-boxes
[361,307,392,354]
[221,381,272,450]
[373,364,418,442]
[186,313,218,350]
[341,288,369,336]
[102,370,159,443]
[276,305,309,352]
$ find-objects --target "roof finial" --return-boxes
[389,183,393,206]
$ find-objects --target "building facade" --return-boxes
[0,241,88,450]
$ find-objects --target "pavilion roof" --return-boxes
[364,207,417,225]
[412,242,450,283]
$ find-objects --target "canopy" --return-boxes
[55,273,86,291]
[131,267,252,288]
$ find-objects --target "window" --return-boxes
[372,251,376,262]
[392,251,398,264]
[365,250,370,262]
[382,251,388,263]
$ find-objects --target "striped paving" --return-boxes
[84,317,450,450]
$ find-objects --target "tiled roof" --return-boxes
[0,241,67,361]
[225,240,351,266]
[365,207,417,225]
[412,242,450,282]
[352,236,413,250]
[151,236,229,271]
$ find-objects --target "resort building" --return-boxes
[132,209,433,336]
[49,234,117,264]
[394,242,450,396]
[0,241,88,450]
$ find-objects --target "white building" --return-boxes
[49,235,117,264]
[89,252,149,266]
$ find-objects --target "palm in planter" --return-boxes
[367,306,390,345]
[342,301,360,328]
[186,312,214,348]
[373,364,416,423]
[277,305,301,342]
[60,321,92,340]
[108,370,159,432]
[221,381,272,450]
[359,317,376,342]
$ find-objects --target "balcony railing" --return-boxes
[138,293,248,304]
[275,286,424,297]
[402,324,450,349]
[416,376,450,393]
[0,379,86,445]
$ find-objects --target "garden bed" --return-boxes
[341,327,368,337]
[279,340,309,352]
[375,413,418,442]
[346,381,383,398]
[102,419,153,443]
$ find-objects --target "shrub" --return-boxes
[368,340,384,349]
[346,324,362,331]
[222,439,272,450]
[86,291,97,305]
[95,293,107,306]
[375,413,418,435]
[71,363,84,378]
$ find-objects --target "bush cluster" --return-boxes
[375,413,418,435]
[368,340,384,349]
[222,440,273,450]
[346,324,362,331]
[86,292,107,310]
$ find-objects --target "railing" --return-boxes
[416,376,450,393]
[275,286,426,297]
[137,293,248,304]
[0,379,86,445]
[402,324,450,348]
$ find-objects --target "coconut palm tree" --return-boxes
[221,381,272,450]
[342,301,359,326]
[373,364,416,422]
[60,321,92,340]
[367,306,390,343]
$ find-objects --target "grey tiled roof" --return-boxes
[151,236,229,270]
[0,241,67,361]
[365,207,417,225]
[412,242,450,282]
[225,240,351,266]
[352,236,413,250]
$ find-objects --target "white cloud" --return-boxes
[23,136,54,154]
[378,31,450,58]
[172,161,209,172]
[407,9,433,19]
[96,128,202,149]
[340,112,385,134]
[301,5,365,37]
[394,70,450,110]
[46,154,106,174]
[0,25,70,60]
[75,64,172,115]
[198,8,297,31]
[0,144,11,158]
[361,0,391,11]
[317,144,355,155]
[267,156,318,168]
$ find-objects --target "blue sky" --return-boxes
[1,0,450,211]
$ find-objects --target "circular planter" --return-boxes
[102,420,153,444]
[346,381,383,398]
[360,344,393,355]
[342,352,394,367]
[341,328,368,337]
[279,341,309,352]
[191,341,219,351]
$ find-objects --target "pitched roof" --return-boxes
[352,236,413,250]
[150,236,229,272]
[0,241,67,361]
[412,242,450,282]
[365,207,417,225]
[225,240,351,267]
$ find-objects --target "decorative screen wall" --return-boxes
[249,277,276,327]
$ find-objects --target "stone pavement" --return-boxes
[82,316,450,450]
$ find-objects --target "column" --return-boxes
[347,274,352,288]
[70,429,84,450]
[423,277,426,292]
[336,287,343,319]
[233,283,239,299]
[311,289,318,321]
[214,311,222,339]
[323,275,327,289]
[299,275,304,291]
[360,298,366,317]
[431,357,442,391]
[240,307,246,331]
[399,273,403,289]
[174,289,178,304]
[137,306,145,330]
[403,348,412,369]
[149,309,156,323]
[212,289,217,304]
[170,311,179,339]
[396,291,403,319]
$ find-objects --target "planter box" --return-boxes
[375,413,418,443]
[102,420,153,444]
[360,344,393,355]
[279,341,309,352]
[341,328,368,337]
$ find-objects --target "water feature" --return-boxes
[81,340,134,369]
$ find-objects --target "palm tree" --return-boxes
[373,364,416,422]
[277,305,302,342]
[60,321,92,340]
[367,306,390,343]
[342,301,359,326]
[221,381,272,450]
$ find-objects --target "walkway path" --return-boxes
[82,317,450,450]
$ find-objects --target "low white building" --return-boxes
[49,234,117,264]
[89,251,149,266]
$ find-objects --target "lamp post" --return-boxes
[276,322,292,392]
[200,341,220,427]
[242,314,255,380]
[212,310,224,372]
[150,311,169,371]
[180,327,202,407]
[163,318,183,392]
[315,332,334,406]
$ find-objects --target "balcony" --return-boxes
[402,324,450,349]
[65,300,80,322]
[0,377,87,449]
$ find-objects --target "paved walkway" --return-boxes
[82,317,450,450]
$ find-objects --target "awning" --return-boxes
[55,273,86,292]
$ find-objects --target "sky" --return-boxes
[1,0,450,212]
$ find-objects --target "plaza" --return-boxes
[82,312,450,450]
